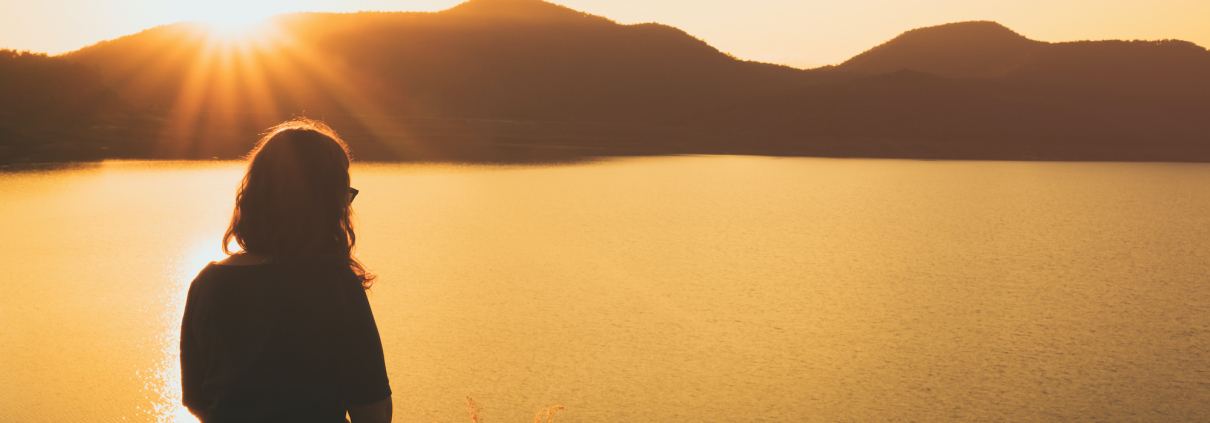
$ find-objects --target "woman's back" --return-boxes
[180,261,391,422]
[181,119,390,422]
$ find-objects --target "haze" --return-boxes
[2,0,1207,67]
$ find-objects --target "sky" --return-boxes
[1,0,1207,68]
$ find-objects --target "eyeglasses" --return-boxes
[348,187,359,203]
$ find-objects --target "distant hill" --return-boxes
[64,0,818,123]
[832,21,1210,96]
[834,21,1047,78]
[692,70,1210,161]
[697,21,1210,161]
[0,50,155,163]
[48,0,836,160]
[1006,39,1210,99]
[0,50,116,119]
[2,0,1208,164]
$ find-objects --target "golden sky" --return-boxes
[1,0,1207,67]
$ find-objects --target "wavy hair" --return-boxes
[223,118,375,288]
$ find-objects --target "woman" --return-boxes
[180,119,392,423]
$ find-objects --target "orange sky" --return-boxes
[1,0,1207,68]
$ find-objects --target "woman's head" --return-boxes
[223,118,374,288]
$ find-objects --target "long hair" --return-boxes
[223,118,375,289]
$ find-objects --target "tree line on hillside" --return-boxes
[0,49,115,121]
[0,49,167,163]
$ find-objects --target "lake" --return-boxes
[2,156,1209,422]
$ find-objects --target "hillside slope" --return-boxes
[0,50,154,163]
[835,21,1047,78]
[4,2,1208,163]
[688,21,1210,161]
[64,0,818,124]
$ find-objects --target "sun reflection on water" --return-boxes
[149,238,227,423]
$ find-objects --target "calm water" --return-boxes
[2,156,1209,422]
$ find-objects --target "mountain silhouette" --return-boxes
[832,21,1210,97]
[0,50,136,162]
[64,0,816,123]
[0,50,117,122]
[834,21,1047,78]
[694,21,1210,161]
[2,0,1208,164]
[692,69,1210,161]
[1005,39,1210,99]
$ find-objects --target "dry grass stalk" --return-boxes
[459,397,563,423]
[533,405,564,423]
[467,397,483,423]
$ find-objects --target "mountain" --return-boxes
[832,21,1210,96]
[0,50,151,163]
[692,69,1210,161]
[64,0,818,123]
[46,0,836,160]
[834,21,1047,78]
[695,43,1210,161]
[2,1,1208,164]
[1005,39,1210,99]
[693,21,1210,161]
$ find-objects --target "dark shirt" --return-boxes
[180,262,391,423]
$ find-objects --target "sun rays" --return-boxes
[141,18,423,159]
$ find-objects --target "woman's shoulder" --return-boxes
[194,255,358,290]
[188,254,271,293]
[214,252,273,266]
[199,256,357,287]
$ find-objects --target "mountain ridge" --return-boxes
[835,21,1047,78]
[63,4,818,124]
[2,0,1207,164]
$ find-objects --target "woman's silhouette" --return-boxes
[180,119,392,423]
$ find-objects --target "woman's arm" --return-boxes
[180,278,209,420]
[348,395,392,423]
[335,272,393,418]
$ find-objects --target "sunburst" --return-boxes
[145,16,423,159]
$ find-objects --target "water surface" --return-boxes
[2,156,1208,422]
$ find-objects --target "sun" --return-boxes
[206,20,264,39]
[141,2,412,160]
[187,3,281,39]
[198,15,284,48]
